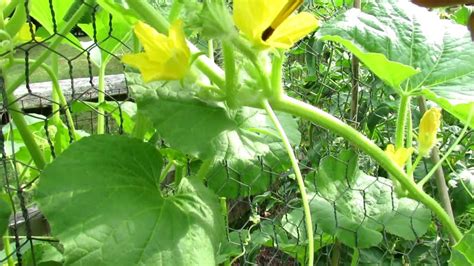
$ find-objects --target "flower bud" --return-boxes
[418,108,442,157]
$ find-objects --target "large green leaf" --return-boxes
[449,227,474,265]
[30,0,81,47]
[132,83,300,161]
[36,135,224,265]
[307,150,431,248]
[79,9,133,66]
[0,194,11,238]
[317,0,474,128]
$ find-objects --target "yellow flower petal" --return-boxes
[134,21,171,60]
[16,23,34,43]
[233,0,286,46]
[122,53,164,82]
[233,0,318,49]
[169,20,190,58]
[267,12,319,49]
[122,20,190,82]
[385,144,414,168]
[418,107,442,156]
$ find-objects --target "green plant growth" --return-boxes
[0,0,473,265]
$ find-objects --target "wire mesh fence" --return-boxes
[0,0,464,265]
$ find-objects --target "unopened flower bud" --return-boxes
[418,108,442,157]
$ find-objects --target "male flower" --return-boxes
[418,108,442,157]
[385,144,414,168]
[233,0,318,49]
[122,20,190,82]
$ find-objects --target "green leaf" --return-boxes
[0,194,11,238]
[72,101,137,134]
[307,150,430,248]
[381,198,431,241]
[36,135,224,265]
[319,35,419,89]
[449,227,474,265]
[30,0,81,47]
[78,9,133,66]
[23,243,64,266]
[317,0,474,128]
[132,83,300,161]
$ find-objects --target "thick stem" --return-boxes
[6,0,97,94]
[96,64,107,135]
[395,95,411,149]
[271,51,285,100]
[262,100,314,266]
[168,0,183,22]
[6,94,47,169]
[222,41,237,108]
[1,68,47,170]
[196,159,213,181]
[272,95,462,242]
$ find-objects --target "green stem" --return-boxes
[131,113,149,139]
[406,107,413,171]
[0,4,5,29]
[1,67,47,170]
[208,40,214,61]
[222,41,237,108]
[10,59,77,139]
[408,154,423,178]
[262,99,314,266]
[160,160,175,182]
[330,240,341,266]
[197,159,213,181]
[350,248,360,266]
[271,51,285,100]
[3,233,14,266]
[7,94,47,169]
[3,0,20,18]
[97,64,107,135]
[6,0,97,94]
[168,0,183,22]
[272,95,462,242]
[395,95,410,149]
[50,53,64,154]
[220,196,231,266]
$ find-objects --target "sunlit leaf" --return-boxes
[36,135,224,265]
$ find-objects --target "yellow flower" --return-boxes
[385,144,414,168]
[233,0,319,49]
[418,107,442,157]
[15,23,42,43]
[122,20,190,82]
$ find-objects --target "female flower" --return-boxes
[418,107,442,157]
[122,20,190,82]
[233,0,319,49]
[385,144,414,168]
